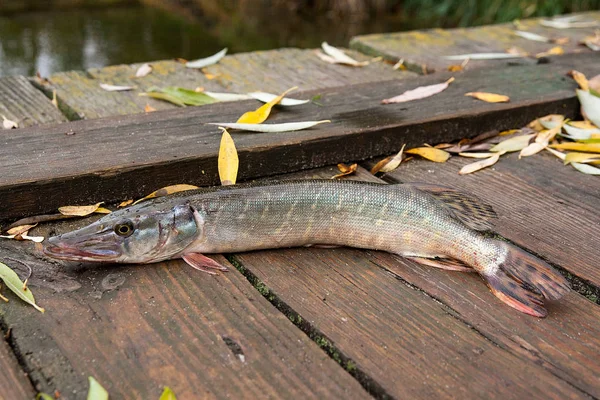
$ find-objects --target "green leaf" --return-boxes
[36,393,54,400]
[140,87,217,107]
[0,261,44,313]
[87,376,109,400]
[159,387,177,400]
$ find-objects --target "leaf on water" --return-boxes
[535,46,564,58]
[382,77,454,104]
[464,92,510,103]
[218,128,239,186]
[514,30,550,42]
[208,120,330,133]
[0,261,45,313]
[248,92,310,106]
[371,144,406,174]
[563,152,600,165]
[133,184,199,205]
[571,162,600,175]
[569,70,589,91]
[237,87,298,124]
[135,63,153,77]
[459,152,504,174]
[490,133,536,152]
[159,387,177,400]
[99,83,135,92]
[87,376,109,400]
[561,123,600,140]
[318,42,369,67]
[58,202,103,216]
[538,114,565,130]
[458,152,496,158]
[331,163,358,179]
[118,199,134,208]
[202,91,252,102]
[141,87,216,107]
[577,89,600,128]
[2,115,18,129]
[144,103,157,112]
[404,147,450,162]
[550,142,600,153]
[443,53,525,60]
[186,48,227,69]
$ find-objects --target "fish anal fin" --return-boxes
[406,256,473,272]
[406,183,497,231]
[182,253,229,275]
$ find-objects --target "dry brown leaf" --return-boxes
[569,70,589,91]
[118,200,134,208]
[404,147,451,162]
[218,128,239,185]
[6,224,37,236]
[382,77,454,104]
[144,104,157,112]
[535,46,564,58]
[58,202,103,216]
[465,92,510,103]
[331,163,358,179]
[459,151,505,174]
[371,144,407,174]
[133,184,199,205]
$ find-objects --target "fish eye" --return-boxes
[114,221,134,237]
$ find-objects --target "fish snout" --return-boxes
[43,232,121,261]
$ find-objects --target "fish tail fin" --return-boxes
[482,241,570,317]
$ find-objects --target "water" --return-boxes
[0,5,417,78]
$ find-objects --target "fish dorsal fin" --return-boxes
[407,183,497,231]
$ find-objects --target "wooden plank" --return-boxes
[350,11,600,72]
[2,52,599,222]
[0,336,35,400]
[42,48,408,120]
[225,166,590,399]
[377,152,600,292]
[0,237,370,398]
[0,76,67,127]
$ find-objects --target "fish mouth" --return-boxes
[43,236,121,261]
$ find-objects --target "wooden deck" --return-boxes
[0,12,599,399]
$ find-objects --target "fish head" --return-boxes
[44,201,202,263]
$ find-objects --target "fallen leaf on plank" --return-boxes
[160,387,177,400]
[249,92,310,106]
[514,30,550,42]
[331,163,357,179]
[582,32,600,51]
[447,58,470,72]
[5,224,37,236]
[445,143,492,153]
[118,199,134,208]
[58,202,104,216]
[458,152,496,158]
[465,92,510,103]
[186,48,227,69]
[561,123,600,140]
[459,152,504,175]
[95,207,112,214]
[382,77,454,104]
[371,144,406,174]
[577,89,600,127]
[317,42,369,67]
[538,114,564,130]
[444,53,525,60]
[499,129,520,136]
[208,120,330,133]
[87,376,109,400]
[563,152,600,164]
[218,128,239,186]
[0,261,44,312]
[237,87,297,124]
[141,87,216,106]
[133,184,199,205]
[540,16,598,29]
[202,91,252,102]
[535,46,564,58]
[545,147,566,161]
[2,115,18,129]
[99,83,135,91]
[519,127,559,158]
[572,162,600,175]
[550,142,600,153]
[590,74,600,92]
[569,70,589,91]
[135,63,152,77]
[404,147,450,162]
[144,103,157,112]
[51,90,58,107]
[490,133,535,152]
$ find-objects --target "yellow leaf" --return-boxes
[465,92,510,103]
[144,104,156,112]
[331,163,357,179]
[519,126,560,158]
[118,199,133,208]
[404,147,451,162]
[569,120,596,129]
[371,144,406,174]
[203,72,220,80]
[236,87,297,124]
[550,142,600,153]
[491,133,535,153]
[218,128,239,185]
[94,207,112,214]
[133,184,199,205]
[570,70,589,91]
[499,129,520,136]
[552,37,570,45]
[58,202,103,216]
[563,152,600,165]
[459,152,504,175]
[535,46,564,58]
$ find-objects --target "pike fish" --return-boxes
[44,180,569,317]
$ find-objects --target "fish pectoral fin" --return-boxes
[182,253,229,275]
[406,256,473,272]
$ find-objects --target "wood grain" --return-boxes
[0,240,369,399]
[0,336,34,400]
[0,76,67,127]
[43,48,408,120]
[2,52,599,222]
[350,11,600,71]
